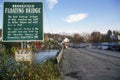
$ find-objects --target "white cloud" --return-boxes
[65,13,88,23]
[47,0,58,9]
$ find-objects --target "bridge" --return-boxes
[60,47,120,80]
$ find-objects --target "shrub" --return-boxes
[0,54,60,80]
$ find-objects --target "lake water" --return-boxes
[14,49,59,63]
[34,49,59,63]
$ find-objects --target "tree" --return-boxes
[107,30,112,36]
[112,30,119,42]
[44,34,49,41]
[101,34,107,42]
[73,33,80,43]
[81,33,91,43]
[107,30,112,42]
[90,31,102,43]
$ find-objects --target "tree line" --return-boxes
[44,30,120,43]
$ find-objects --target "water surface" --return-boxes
[34,49,59,63]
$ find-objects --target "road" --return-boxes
[60,48,120,80]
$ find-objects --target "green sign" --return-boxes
[3,2,43,42]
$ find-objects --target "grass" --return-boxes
[0,54,60,80]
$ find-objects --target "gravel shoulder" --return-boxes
[60,48,120,80]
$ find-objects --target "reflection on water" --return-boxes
[34,50,59,63]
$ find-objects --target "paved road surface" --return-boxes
[60,48,120,80]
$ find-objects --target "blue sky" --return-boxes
[0,0,120,34]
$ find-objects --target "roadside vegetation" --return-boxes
[0,53,60,80]
[0,41,60,80]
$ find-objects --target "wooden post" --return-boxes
[21,42,27,49]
